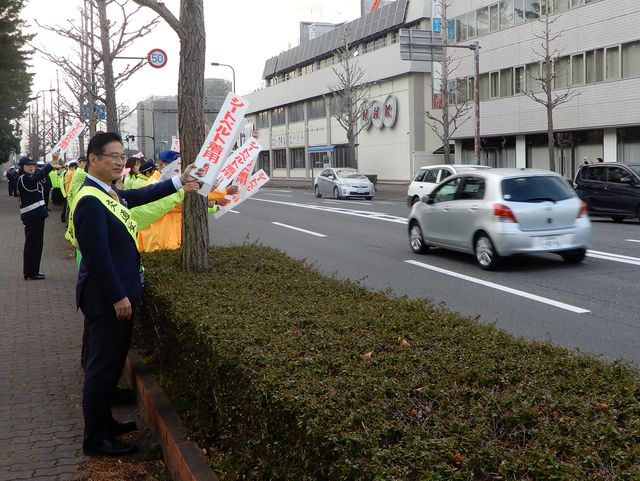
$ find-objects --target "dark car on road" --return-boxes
[574,163,640,223]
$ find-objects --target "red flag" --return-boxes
[370,0,381,13]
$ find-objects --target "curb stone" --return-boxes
[125,351,218,481]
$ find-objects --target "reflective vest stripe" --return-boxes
[19,200,45,214]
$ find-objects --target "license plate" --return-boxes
[535,235,570,249]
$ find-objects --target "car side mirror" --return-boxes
[423,194,435,205]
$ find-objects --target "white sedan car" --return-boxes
[407,164,491,207]
[314,168,375,200]
[408,169,592,270]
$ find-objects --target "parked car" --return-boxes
[574,162,640,222]
[314,168,375,200]
[407,164,492,207]
[408,169,591,270]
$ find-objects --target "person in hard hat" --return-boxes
[17,153,59,280]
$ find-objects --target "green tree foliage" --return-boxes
[0,0,33,162]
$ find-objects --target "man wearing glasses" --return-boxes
[72,132,203,457]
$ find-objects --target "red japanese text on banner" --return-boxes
[52,120,86,156]
[216,138,262,191]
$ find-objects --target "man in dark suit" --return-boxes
[73,132,202,456]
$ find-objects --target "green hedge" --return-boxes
[136,246,640,481]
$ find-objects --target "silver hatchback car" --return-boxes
[408,169,592,270]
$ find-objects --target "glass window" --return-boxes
[424,169,438,183]
[288,103,304,123]
[273,149,286,169]
[457,177,486,200]
[500,0,514,28]
[606,46,620,79]
[414,168,427,182]
[256,111,269,129]
[476,7,489,36]
[500,68,513,97]
[526,62,542,93]
[555,0,570,12]
[467,10,476,37]
[457,78,468,103]
[555,56,570,88]
[290,148,305,169]
[432,178,462,203]
[514,0,525,24]
[514,66,525,93]
[607,166,630,183]
[438,169,452,181]
[308,98,326,119]
[585,166,605,181]
[501,176,575,202]
[457,14,467,42]
[480,73,491,100]
[490,4,500,32]
[271,107,285,126]
[468,77,475,100]
[622,40,640,78]
[525,0,540,20]
[571,53,584,84]
[490,71,499,98]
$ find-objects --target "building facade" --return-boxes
[136,78,231,159]
[449,0,640,180]
[245,0,444,182]
[245,0,639,182]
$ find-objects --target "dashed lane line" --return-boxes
[272,222,326,237]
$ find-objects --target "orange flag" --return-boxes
[370,0,381,13]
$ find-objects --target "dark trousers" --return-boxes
[82,312,133,442]
[23,217,45,276]
[9,182,18,196]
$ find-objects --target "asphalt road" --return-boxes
[209,187,640,366]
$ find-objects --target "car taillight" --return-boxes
[577,200,588,218]
[494,203,517,223]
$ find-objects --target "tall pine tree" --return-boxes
[0,0,33,163]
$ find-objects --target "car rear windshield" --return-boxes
[501,176,575,203]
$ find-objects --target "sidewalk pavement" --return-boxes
[0,193,85,480]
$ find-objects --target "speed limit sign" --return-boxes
[147,48,168,69]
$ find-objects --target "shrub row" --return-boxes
[135,246,640,480]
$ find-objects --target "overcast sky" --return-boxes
[22,0,361,109]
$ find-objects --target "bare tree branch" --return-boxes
[130,0,184,39]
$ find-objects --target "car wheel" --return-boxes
[611,216,624,223]
[561,248,586,264]
[333,186,341,200]
[314,185,322,198]
[475,233,501,271]
[409,221,430,254]
[411,196,420,206]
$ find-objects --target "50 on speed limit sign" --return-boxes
[147,48,168,69]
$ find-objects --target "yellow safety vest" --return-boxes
[68,186,138,249]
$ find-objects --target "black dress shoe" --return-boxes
[111,387,135,405]
[24,273,45,280]
[111,420,137,436]
[83,438,138,456]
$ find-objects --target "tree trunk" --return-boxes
[547,100,555,173]
[97,0,119,134]
[178,0,209,272]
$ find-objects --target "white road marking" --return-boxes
[587,250,640,266]
[262,192,293,198]
[229,209,241,214]
[272,222,326,237]
[321,200,341,204]
[344,201,373,206]
[252,198,407,225]
[625,239,640,243]
[405,260,590,314]
[269,189,292,193]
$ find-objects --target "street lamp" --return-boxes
[210,62,236,93]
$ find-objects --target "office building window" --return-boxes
[290,148,305,169]
[457,78,469,103]
[256,111,269,129]
[480,73,490,100]
[514,66,525,93]
[500,0,514,28]
[555,56,570,88]
[526,62,542,92]
[524,0,540,19]
[572,53,585,84]
[271,107,285,126]
[457,13,467,41]
[500,68,513,97]
[490,71,499,98]
[467,10,476,37]
[606,46,620,79]
[308,97,326,119]
[622,40,640,78]
[555,0,570,12]
[489,4,500,32]
[476,7,489,36]
[514,0,525,24]
[273,149,286,169]
[288,103,304,123]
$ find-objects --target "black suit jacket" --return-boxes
[74,177,179,316]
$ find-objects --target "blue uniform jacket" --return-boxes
[18,164,54,222]
[74,177,179,316]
